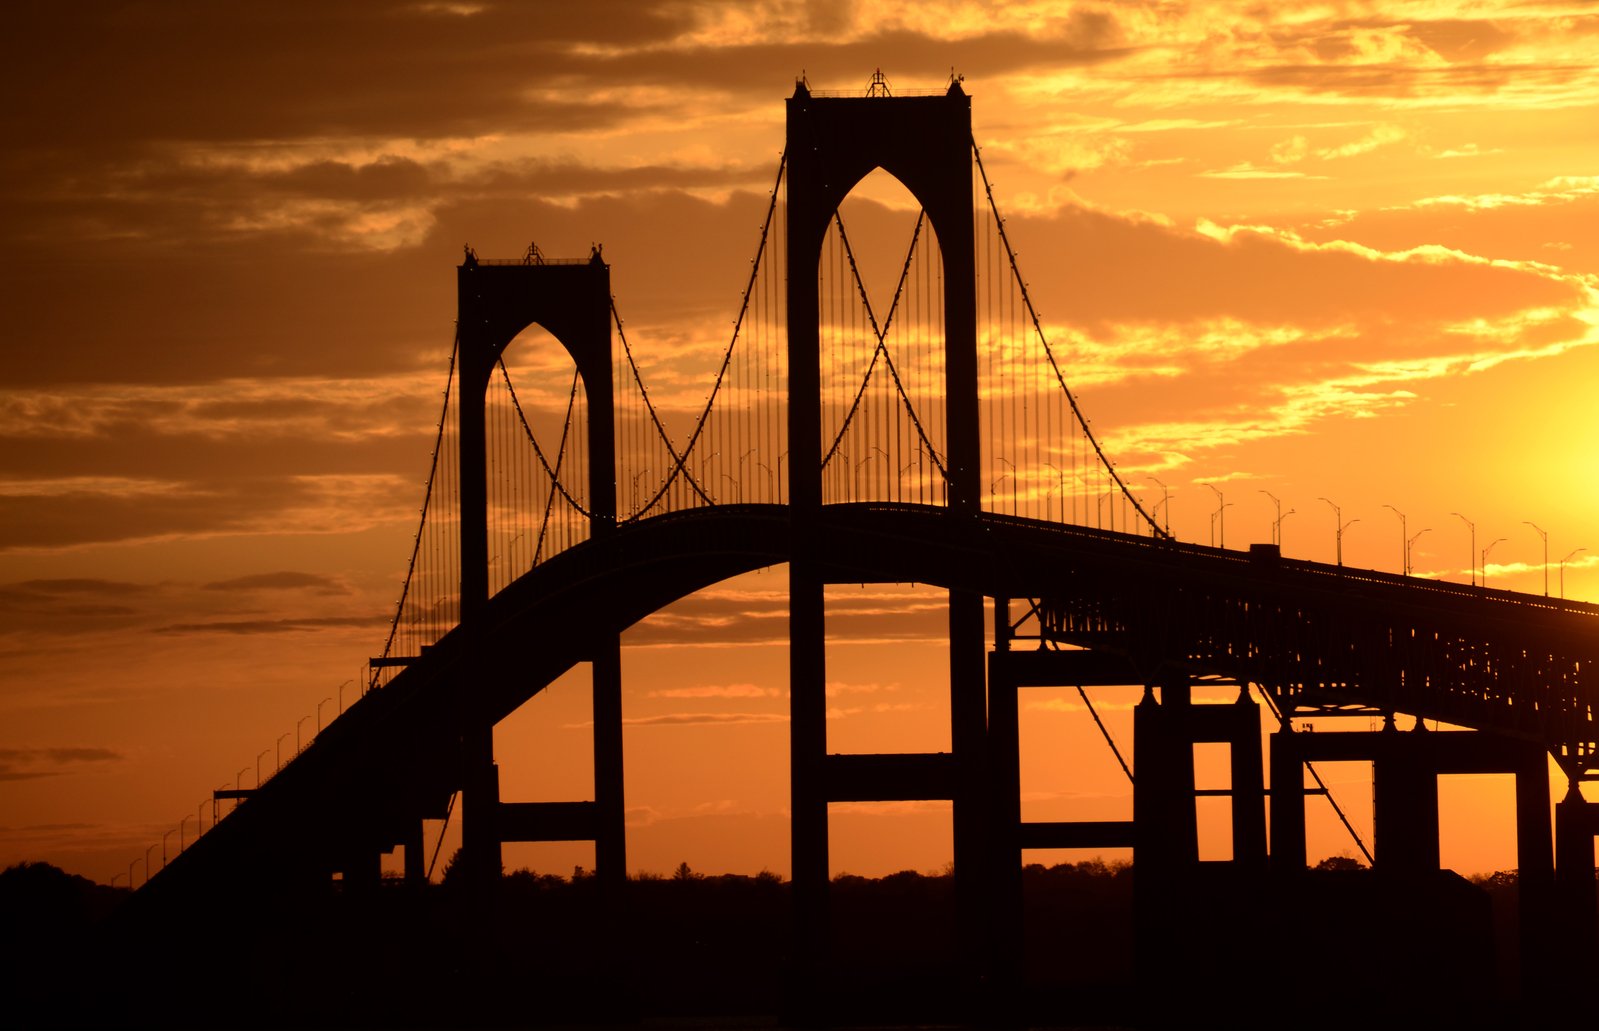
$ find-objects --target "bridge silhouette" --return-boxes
[128,74,1599,1015]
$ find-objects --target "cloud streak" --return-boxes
[0,747,123,782]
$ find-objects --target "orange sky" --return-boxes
[4,2,1599,885]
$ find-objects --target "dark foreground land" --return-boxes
[0,858,1561,1030]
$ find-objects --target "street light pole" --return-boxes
[317,697,333,734]
[1451,512,1476,586]
[1524,522,1548,596]
[1097,489,1116,532]
[872,445,890,502]
[1149,476,1170,537]
[1561,547,1587,599]
[996,456,1014,515]
[1407,529,1431,578]
[255,749,270,788]
[1482,537,1506,588]
[1279,508,1296,550]
[1318,497,1348,566]
[740,447,758,500]
[1341,518,1360,566]
[276,733,291,772]
[1260,490,1282,545]
[1207,484,1225,548]
[1383,505,1406,574]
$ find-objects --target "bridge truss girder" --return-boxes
[1032,545,1599,780]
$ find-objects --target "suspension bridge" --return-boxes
[126,75,1599,1003]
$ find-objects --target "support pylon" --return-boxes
[784,78,985,1004]
[454,248,620,887]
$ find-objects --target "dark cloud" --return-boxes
[1394,18,1519,62]
[202,571,349,594]
[622,712,786,727]
[0,186,779,388]
[0,477,412,552]
[153,614,389,635]
[0,475,404,551]
[4,2,695,148]
[0,747,122,782]
[0,580,152,631]
[0,241,452,387]
[0,1,1149,402]
[8,579,149,596]
[625,585,950,646]
[5,7,1129,148]
[576,27,1129,98]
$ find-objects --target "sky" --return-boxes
[4,1,1599,886]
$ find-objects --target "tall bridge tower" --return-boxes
[784,77,989,962]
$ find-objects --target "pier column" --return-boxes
[1269,725,1306,872]
[788,563,830,979]
[460,732,501,881]
[1229,692,1267,873]
[1372,722,1438,874]
[1132,683,1183,983]
[950,587,989,978]
[593,632,626,890]
[1513,744,1554,989]
[986,599,1022,987]
[1555,785,1598,980]
[403,818,426,886]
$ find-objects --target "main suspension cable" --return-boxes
[375,330,458,678]
[617,150,789,516]
[972,139,1167,539]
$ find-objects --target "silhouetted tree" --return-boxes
[1313,854,1367,872]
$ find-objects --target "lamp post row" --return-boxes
[124,675,358,891]
[1152,487,1578,595]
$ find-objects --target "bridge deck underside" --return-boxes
[139,504,1599,900]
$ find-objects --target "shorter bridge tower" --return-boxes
[453,246,625,891]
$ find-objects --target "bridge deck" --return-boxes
[135,503,1599,900]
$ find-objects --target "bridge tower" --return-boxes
[784,77,988,978]
[454,247,625,890]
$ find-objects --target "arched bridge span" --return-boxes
[147,502,1599,898]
